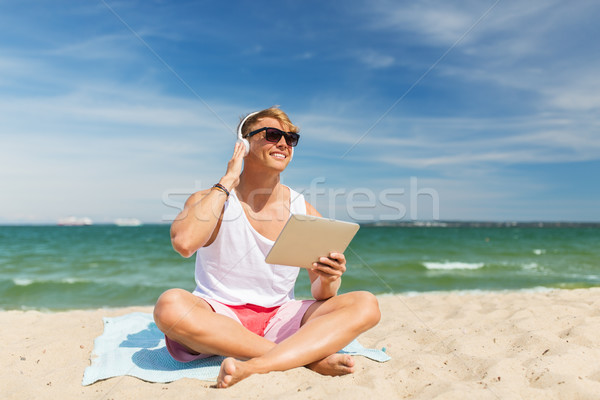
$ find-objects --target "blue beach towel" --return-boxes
[82,312,390,385]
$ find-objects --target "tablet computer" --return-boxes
[265,214,360,268]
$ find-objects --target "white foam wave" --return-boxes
[62,278,85,284]
[12,277,87,286]
[522,262,539,270]
[423,262,485,270]
[533,249,546,255]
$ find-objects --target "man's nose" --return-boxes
[276,135,288,148]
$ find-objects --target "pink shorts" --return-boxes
[165,297,316,362]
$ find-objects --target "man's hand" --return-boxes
[311,252,346,284]
[220,141,246,190]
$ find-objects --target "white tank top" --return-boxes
[193,186,307,307]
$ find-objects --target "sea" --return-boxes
[1,224,599,311]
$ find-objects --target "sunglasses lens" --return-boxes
[287,132,299,147]
[264,128,281,143]
[265,128,299,147]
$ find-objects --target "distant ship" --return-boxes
[114,218,143,227]
[57,216,93,226]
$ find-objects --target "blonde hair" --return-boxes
[240,106,299,138]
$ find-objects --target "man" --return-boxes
[153,107,380,388]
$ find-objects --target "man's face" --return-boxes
[247,117,293,170]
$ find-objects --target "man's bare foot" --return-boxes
[216,357,253,388]
[307,353,355,376]
[217,354,354,387]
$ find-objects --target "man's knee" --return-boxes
[348,291,381,329]
[153,288,189,333]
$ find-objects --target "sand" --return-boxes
[3,288,600,399]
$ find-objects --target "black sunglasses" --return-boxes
[246,127,300,147]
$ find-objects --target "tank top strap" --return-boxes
[287,186,306,215]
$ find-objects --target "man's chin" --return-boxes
[268,158,290,170]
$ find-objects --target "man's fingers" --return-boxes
[233,142,244,157]
[318,256,343,269]
[328,252,346,263]
[312,261,344,276]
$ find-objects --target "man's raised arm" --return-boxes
[170,142,245,257]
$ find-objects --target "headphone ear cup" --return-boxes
[237,138,250,155]
[237,111,259,156]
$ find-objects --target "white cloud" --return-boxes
[545,80,600,112]
[357,50,395,69]
[0,79,248,223]
[295,52,314,60]
[2,1,599,222]
[294,111,600,172]
[43,33,139,60]
[363,0,562,50]
[368,0,475,45]
[242,44,263,56]
[361,0,600,117]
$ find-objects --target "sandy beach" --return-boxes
[3,288,600,399]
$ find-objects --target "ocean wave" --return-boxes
[62,277,88,284]
[522,262,539,270]
[533,249,546,255]
[422,262,485,270]
[13,278,34,286]
[11,277,89,286]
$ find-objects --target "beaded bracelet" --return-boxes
[212,183,230,198]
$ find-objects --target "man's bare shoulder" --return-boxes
[305,201,322,217]
[185,188,213,208]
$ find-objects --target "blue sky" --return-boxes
[1,0,599,224]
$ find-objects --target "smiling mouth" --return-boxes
[271,153,287,159]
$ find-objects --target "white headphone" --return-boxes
[236,111,259,156]
[236,111,294,160]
